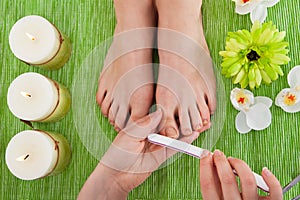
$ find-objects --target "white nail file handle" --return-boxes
[147,134,269,193]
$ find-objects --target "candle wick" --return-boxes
[24,154,29,160]
[25,32,36,41]
[16,154,30,161]
[20,91,32,98]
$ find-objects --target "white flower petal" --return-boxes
[280,101,300,113]
[230,88,254,111]
[255,96,273,108]
[236,3,258,15]
[261,0,280,7]
[250,4,268,23]
[246,103,272,130]
[275,88,290,106]
[235,111,252,134]
[287,65,300,88]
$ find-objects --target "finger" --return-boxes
[200,153,222,200]
[122,109,163,140]
[260,167,283,200]
[228,157,258,199]
[213,150,241,200]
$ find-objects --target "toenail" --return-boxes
[196,124,202,131]
[166,127,177,138]
[115,127,121,132]
[184,129,192,136]
[203,119,209,125]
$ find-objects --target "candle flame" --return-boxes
[25,32,36,41]
[16,154,30,161]
[20,91,31,98]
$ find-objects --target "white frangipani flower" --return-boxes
[231,88,272,134]
[275,66,300,113]
[232,0,280,23]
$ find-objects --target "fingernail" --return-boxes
[200,150,211,159]
[263,167,272,177]
[213,149,223,156]
[227,156,234,161]
[203,119,209,125]
[166,127,177,138]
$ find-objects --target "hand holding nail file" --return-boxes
[147,134,269,193]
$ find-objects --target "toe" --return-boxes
[115,105,129,132]
[130,100,151,122]
[160,113,179,139]
[179,108,193,136]
[129,85,154,121]
[100,93,112,117]
[197,96,211,126]
[207,93,217,115]
[96,88,107,106]
[108,101,119,125]
[189,105,202,132]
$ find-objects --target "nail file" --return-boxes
[147,134,269,193]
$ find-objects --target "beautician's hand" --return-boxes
[200,150,283,200]
[78,109,200,200]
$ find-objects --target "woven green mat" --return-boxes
[0,0,299,199]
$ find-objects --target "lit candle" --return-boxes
[5,130,71,180]
[7,72,71,122]
[9,15,71,70]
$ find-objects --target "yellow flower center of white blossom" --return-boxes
[283,93,297,106]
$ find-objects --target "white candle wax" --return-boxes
[5,130,71,180]
[7,72,71,122]
[9,15,71,70]
[9,15,60,64]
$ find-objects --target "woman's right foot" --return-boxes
[96,0,157,131]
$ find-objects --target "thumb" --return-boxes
[122,109,163,140]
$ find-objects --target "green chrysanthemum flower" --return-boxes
[219,21,290,90]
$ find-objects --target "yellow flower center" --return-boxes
[283,93,297,106]
[236,93,248,105]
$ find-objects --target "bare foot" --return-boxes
[155,0,216,138]
[96,0,157,131]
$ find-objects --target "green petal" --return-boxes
[248,67,255,81]
[260,69,272,84]
[227,62,242,76]
[264,64,278,80]
[221,56,241,68]
[249,80,256,90]
[233,68,246,84]
[270,54,291,65]
[269,31,286,43]
[255,68,262,86]
[257,28,273,45]
[269,63,284,76]
[240,75,249,88]
[219,51,238,57]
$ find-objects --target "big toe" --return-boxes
[100,93,112,117]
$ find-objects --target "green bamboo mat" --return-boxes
[0,0,299,199]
